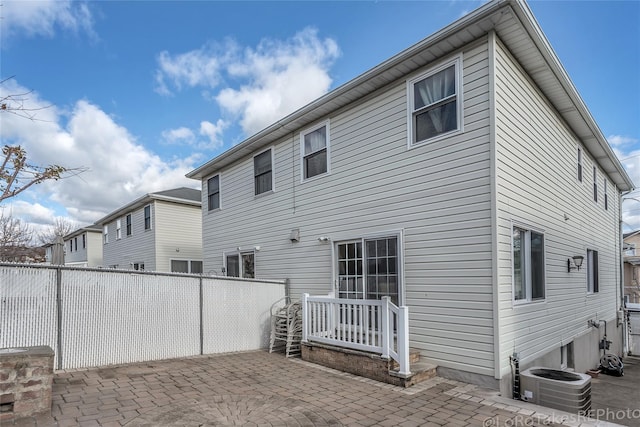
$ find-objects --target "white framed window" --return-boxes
[604,179,608,210]
[512,224,545,303]
[82,234,86,249]
[126,214,132,236]
[144,205,152,230]
[587,249,599,294]
[207,175,220,211]
[593,166,598,203]
[103,225,109,244]
[407,56,462,147]
[577,148,583,182]
[116,219,122,240]
[300,121,330,181]
[254,148,274,195]
[334,233,402,305]
[224,251,255,278]
[171,259,203,274]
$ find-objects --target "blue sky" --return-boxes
[1,0,639,236]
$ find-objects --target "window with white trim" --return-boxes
[171,260,203,274]
[336,235,400,305]
[103,225,109,244]
[587,249,599,294]
[512,226,545,302]
[408,57,462,146]
[577,148,583,182]
[593,166,598,203]
[116,219,122,240]
[82,234,86,249]
[254,149,273,195]
[144,205,152,230]
[126,214,132,236]
[301,122,329,180]
[604,179,608,210]
[207,175,220,211]
[225,251,255,278]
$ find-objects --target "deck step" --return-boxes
[389,360,438,387]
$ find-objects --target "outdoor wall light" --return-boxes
[317,236,330,243]
[254,246,261,252]
[567,255,584,272]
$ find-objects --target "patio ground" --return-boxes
[8,351,635,426]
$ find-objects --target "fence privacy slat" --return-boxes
[1,264,285,370]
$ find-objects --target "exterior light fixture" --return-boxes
[317,236,330,242]
[567,255,584,272]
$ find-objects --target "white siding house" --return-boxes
[96,188,203,273]
[64,225,103,267]
[187,0,633,393]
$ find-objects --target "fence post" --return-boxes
[397,305,411,376]
[56,267,63,370]
[199,275,204,355]
[381,297,390,359]
[301,293,309,342]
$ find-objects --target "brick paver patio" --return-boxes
[7,351,620,426]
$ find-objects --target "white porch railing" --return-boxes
[301,293,410,376]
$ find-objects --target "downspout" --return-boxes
[487,30,503,383]
[619,190,628,354]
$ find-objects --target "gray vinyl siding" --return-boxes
[102,204,156,270]
[154,201,202,272]
[65,231,103,267]
[494,38,620,377]
[85,232,103,267]
[202,40,494,375]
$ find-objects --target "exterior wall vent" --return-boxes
[520,367,591,413]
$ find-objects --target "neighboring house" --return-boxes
[623,231,640,303]
[96,187,203,273]
[187,0,633,395]
[63,224,103,267]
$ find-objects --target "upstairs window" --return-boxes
[69,240,73,252]
[254,149,273,195]
[144,205,151,230]
[512,225,545,303]
[74,237,78,250]
[577,148,583,182]
[116,219,122,240]
[126,214,132,236]
[593,166,598,203]
[301,122,329,180]
[587,249,599,294]
[207,175,220,211]
[103,225,109,244]
[82,234,86,249]
[408,57,462,146]
[604,179,608,210]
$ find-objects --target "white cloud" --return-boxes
[155,27,340,136]
[608,134,638,148]
[1,201,56,226]
[199,120,227,150]
[160,120,227,150]
[155,40,237,96]
[162,127,196,145]
[0,0,95,40]
[0,80,200,230]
